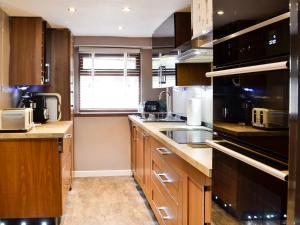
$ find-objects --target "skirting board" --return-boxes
[74,170,132,178]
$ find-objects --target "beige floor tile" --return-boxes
[61,177,158,225]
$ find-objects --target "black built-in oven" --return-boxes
[207,1,290,224]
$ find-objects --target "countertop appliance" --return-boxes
[0,108,34,132]
[22,93,49,124]
[37,93,62,122]
[252,108,288,129]
[144,101,161,113]
[206,1,290,224]
[161,129,213,147]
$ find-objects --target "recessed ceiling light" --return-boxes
[122,7,130,12]
[118,26,123,30]
[217,10,224,15]
[67,7,77,13]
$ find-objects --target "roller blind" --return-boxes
[79,51,140,111]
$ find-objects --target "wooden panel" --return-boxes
[174,13,192,48]
[62,137,72,212]
[144,135,152,198]
[187,178,204,225]
[10,17,44,86]
[135,128,145,186]
[131,124,137,175]
[0,139,62,218]
[176,63,211,86]
[45,28,71,121]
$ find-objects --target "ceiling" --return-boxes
[0,0,191,37]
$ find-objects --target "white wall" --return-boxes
[172,86,213,125]
[74,116,132,177]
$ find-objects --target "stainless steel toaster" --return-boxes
[252,108,288,129]
[0,108,34,131]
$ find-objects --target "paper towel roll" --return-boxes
[187,97,202,126]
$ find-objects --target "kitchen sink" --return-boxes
[135,113,185,122]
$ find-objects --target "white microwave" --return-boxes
[0,108,34,131]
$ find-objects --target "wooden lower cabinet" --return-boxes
[0,128,73,219]
[130,123,212,225]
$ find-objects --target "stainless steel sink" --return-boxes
[135,113,185,122]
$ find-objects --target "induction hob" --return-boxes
[160,129,213,147]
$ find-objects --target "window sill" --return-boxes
[73,112,140,117]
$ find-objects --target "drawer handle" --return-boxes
[156,147,172,155]
[155,172,173,183]
[157,207,171,220]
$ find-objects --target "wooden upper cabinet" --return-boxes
[45,28,72,120]
[192,0,213,38]
[176,63,211,86]
[9,17,49,86]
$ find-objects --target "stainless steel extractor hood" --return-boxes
[177,32,213,63]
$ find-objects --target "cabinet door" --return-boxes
[0,139,62,218]
[183,171,211,225]
[192,0,213,37]
[10,17,45,85]
[135,128,145,186]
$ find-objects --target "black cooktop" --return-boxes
[160,129,213,146]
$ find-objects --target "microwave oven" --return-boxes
[0,108,34,132]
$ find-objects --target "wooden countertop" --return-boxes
[0,121,73,139]
[128,115,212,177]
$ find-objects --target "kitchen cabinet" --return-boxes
[130,122,212,225]
[45,28,72,120]
[192,0,213,38]
[176,63,211,86]
[9,17,51,86]
[0,127,73,218]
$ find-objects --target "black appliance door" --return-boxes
[208,140,288,225]
[213,0,289,70]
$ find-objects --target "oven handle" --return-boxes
[205,140,288,181]
[205,61,288,78]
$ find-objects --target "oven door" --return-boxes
[207,140,288,225]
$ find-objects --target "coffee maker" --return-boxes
[20,92,49,124]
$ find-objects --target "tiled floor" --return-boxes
[61,176,158,225]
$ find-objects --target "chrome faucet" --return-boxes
[158,87,172,119]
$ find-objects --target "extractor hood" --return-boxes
[177,32,213,63]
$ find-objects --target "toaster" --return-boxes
[252,108,288,129]
[0,108,34,132]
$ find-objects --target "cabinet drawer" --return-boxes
[152,148,180,204]
[151,180,179,225]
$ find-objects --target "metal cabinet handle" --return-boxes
[205,140,288,181]
[157,207,171,220]
[44,63,50,83]
[155,172,172,183]
[206,61,288,78]
[156,147,172,155]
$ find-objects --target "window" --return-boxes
[79,50,140,111]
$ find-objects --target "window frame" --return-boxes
[77,50,141,113]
